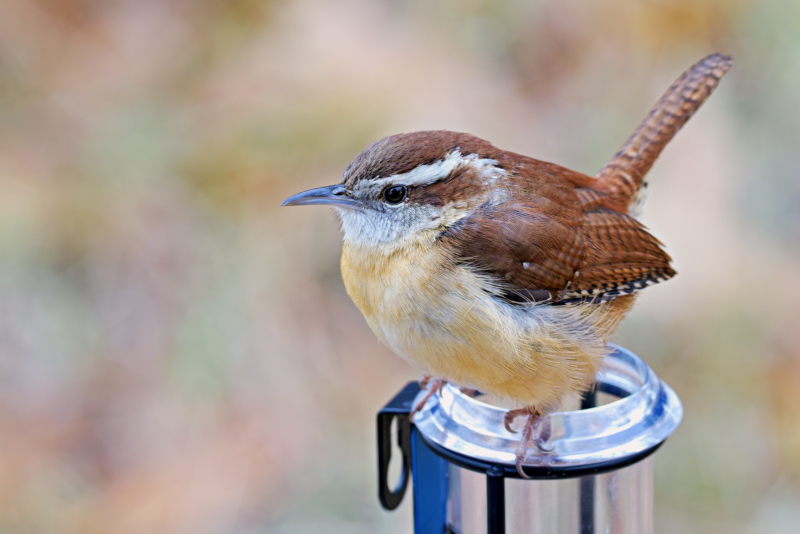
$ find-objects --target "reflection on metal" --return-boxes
[377,346,682,534]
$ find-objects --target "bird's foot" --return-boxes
[410,377,446,421]
[505,407,553,479]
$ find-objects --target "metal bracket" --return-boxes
[377,382,419,510]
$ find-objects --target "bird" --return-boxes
[282,53,732,477]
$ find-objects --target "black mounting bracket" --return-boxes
[376,381,420,510]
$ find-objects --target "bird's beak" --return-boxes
[281,184,363,210]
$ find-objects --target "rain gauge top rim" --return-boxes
[411,345,683,473]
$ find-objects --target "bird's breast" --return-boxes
[340,241,498,374]
[339,241,626,407]
[340,241,460,348]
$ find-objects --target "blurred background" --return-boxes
[0,0,798,532]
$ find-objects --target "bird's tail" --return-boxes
[596,53,733,211]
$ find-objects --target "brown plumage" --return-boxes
[417,53,732,306]
[597,53,734,202]
[282,53,733,477]
[439,160,676,304]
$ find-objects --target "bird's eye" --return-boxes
[382,185,407,204]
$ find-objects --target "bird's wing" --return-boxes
[441,185,675,304]
[562,203,675,303]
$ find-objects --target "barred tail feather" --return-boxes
[597,53,733,210]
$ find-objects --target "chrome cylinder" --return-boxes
[410,345,681,534]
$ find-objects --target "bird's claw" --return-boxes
[511,409,551,478]
[503,407,532,434]
[410,377,446,422]
[535,417,554,451]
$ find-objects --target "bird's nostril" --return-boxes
[332,186,347,196]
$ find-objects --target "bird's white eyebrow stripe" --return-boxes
[369,150,498,189]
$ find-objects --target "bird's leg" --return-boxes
[410,377,446,421]
[505,407,553,479]
[411,377,474,423]
[515,413,538,479]
[418,375,447,397]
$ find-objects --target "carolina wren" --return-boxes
[282,54,732,477]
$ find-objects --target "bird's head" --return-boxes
[281,131,510,250]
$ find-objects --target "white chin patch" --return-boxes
[337,205,443,249]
